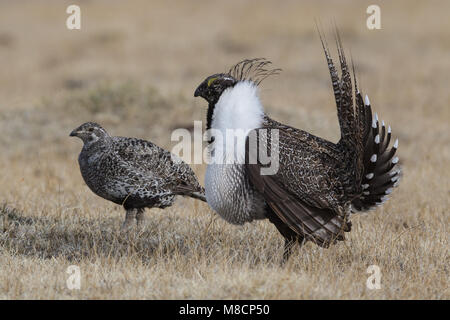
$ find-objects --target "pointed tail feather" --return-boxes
[318,26,357,147]
[173,185,207,202]
[189,191,207,202]
[351,95,401,211]
[318,27,401,212]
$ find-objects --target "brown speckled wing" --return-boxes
[112,137,204,198]
[247,164,349,247]
[245,123,350,246]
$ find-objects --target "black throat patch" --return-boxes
[206,101,215,140]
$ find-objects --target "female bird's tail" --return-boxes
[173,185,207,202]
[189,190,207,202]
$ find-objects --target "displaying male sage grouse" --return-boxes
[70,122,206,229]
[194,32,401,261]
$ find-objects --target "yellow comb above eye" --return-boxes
[207,77,218,87]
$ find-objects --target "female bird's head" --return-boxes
[70,122,109,145]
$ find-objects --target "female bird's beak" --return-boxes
[69,129,78,137]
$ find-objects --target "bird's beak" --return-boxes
[69,129,78,137]
[194,85,202,97]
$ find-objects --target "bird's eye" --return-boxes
[88,128,94,132]
[207,77,218,87]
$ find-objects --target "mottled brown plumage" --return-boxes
[70,122,205,229]
[195,30,401,261]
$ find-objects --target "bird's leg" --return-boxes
[135,208,145,227]
[121,209,137,231]
[265,207,304,265]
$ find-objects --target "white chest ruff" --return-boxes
[205,81,266,224]
[205,164,266,224]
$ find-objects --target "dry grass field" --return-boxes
[0,0,448,299]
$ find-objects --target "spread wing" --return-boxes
[245,122,351,247]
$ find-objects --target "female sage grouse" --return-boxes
[70,122,206,229]
[194,31,401,261]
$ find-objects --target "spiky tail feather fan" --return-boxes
[318,27,401,212]
[351,94,400,211]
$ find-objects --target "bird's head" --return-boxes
[70,122,109,145]
[194,73,237,105]
[194,58,280,103]
[194,59,280,130]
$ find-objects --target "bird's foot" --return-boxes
[120,220,135,232]
[121,209,137,232]
[135,209,145,229]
